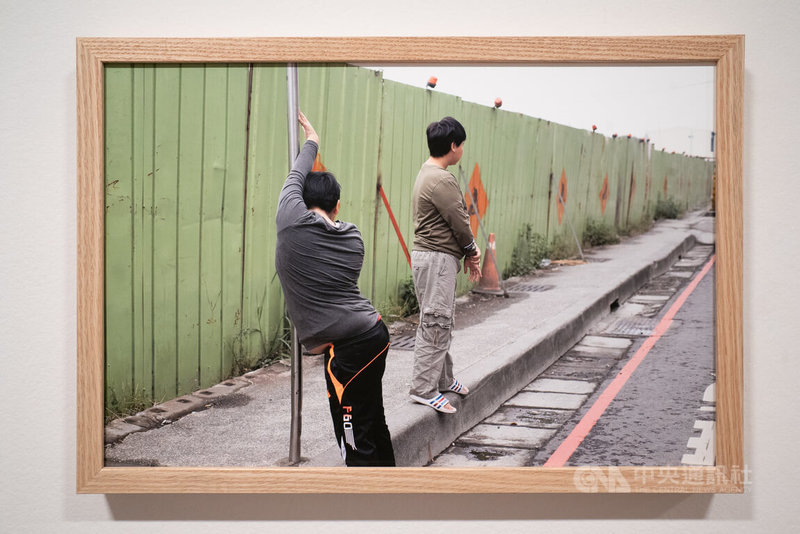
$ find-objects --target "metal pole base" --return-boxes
[275,456,309,467]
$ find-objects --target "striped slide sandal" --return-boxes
[410,393,457,414]
[445,378,469,395]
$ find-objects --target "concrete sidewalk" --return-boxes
[104,211,714,468]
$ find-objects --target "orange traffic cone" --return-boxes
[472,233,505,296]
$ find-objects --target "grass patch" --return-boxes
[583,218,620,247]
[630,213,655,235]
[105,387,157,424]
[654,197,683,219]
[397,276,419,317]
[549,233,579,260]
[504,224,550,278]
[374,276,418,320]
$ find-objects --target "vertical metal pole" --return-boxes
[286,63,302,465]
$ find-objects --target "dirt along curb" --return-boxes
[104,376,253,445]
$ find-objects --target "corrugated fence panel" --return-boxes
[494,109,538,273]
[651,148,666,202]
[200,65,250,387]
[104,64,251,408]
[373,79,425,309]
[532,121,556,239]
[509,115,547,264]
[150,65,181,401]
[459,104,547,276]
[222,67,250,383]
[242,64,288,366]
[460,105,496,262]
[548,124,584,248]
[653,148,679,203]
[175,65,204,395]
[458,102,496,271]
[641,144,656,218]
[105,65,136,408]
[297,64,384,300]
[605,137,627,231]
[134,65,156,404]
[626,138,649,228]
[568,127,594,247]
[584,133,610,225]
[690,156,713,209]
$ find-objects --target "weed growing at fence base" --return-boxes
[655,197,683,219]
[632,213,656,235]
[504,224,551,278]
[105,388,159,424]
[550,232,579,261]
[583,218,620,247]
[397,276,419,317]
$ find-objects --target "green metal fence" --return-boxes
[104,63,714,408]
[104,63,252,407]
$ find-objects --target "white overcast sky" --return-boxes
[358,65,715,156]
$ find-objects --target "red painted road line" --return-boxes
[378,185,412,268]
[544,254,716,467]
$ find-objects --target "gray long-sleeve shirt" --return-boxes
[275,140,379,349]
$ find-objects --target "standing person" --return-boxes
[275,111,395,466]
[409,116,482,414]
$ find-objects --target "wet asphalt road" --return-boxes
[534,257,716,466]
[430,245,716,467]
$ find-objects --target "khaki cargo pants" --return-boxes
[409,250,459,399]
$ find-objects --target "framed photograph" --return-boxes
[77,36,743,493]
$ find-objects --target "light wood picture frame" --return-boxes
[77,35,743,494]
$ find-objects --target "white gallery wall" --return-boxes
[1,1,798,532]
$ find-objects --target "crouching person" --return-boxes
[274,112,395,466]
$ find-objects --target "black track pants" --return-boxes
[324,320,395,466]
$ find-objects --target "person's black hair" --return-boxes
[303,171,341,214]
[426,116,467,157]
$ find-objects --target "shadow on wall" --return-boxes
[102,492,742,521]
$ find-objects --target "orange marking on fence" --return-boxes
[557,169,568,225]
[464,163,488,238]
[312,153,326,172]
[378,185,411,268]
[599,173,610,215]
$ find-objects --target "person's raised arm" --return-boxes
[276,111,320,229]
[298,110,319,145]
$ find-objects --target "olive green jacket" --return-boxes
[411,163,477,260]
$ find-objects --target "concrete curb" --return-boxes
[104,377,251,445]
[306,233,697,466]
